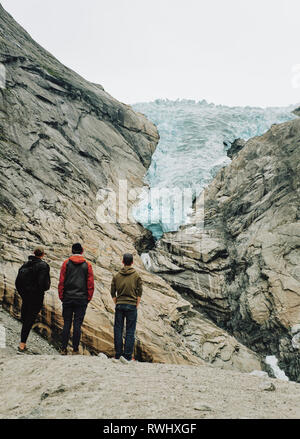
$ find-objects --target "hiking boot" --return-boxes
[119,356,130,364]
[72,350,80,355]
[17,346,28,354]
[60,348,68,356]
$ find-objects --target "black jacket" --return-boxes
[58,255,94,304]
[16,256,50,297]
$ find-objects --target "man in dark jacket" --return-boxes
[111,253,143,362]
[58,243,94,355]
[15,246,50,353]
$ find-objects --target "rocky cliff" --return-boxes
[148,117,300,380]
[0,4,262,371]
[292,107,300,117]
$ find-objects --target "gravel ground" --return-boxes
[1,306,300,419]
[0,305,58,357]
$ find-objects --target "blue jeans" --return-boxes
[114,304,137,360]
[62,302,87,351]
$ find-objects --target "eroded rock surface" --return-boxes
[226,138,246,159]
[292,107,300,117]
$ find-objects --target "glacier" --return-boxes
[132,99,297,239]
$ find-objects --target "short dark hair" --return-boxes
[72,243,83,254]
[34,247,44,257]
[123,253,133,266]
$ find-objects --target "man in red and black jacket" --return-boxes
[58,243,94,355]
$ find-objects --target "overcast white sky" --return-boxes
[2,0,300,107]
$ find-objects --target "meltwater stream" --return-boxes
[132,99,296,240]
[265,356,289,381]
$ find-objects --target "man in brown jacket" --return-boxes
[111,253,142,362]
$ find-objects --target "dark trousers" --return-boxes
[20,293,44,343]
[62,302,87,351]
[114,304,137,360]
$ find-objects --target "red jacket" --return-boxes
[58,255,94,302]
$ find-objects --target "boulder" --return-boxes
[259,382,276,392]
[226,138,246,159]
[292,107,300,117]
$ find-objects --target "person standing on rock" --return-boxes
[111,253,142,362]
[15,246,51,353]
[58,243,94,355]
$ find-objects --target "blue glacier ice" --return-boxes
[132,99,297,239]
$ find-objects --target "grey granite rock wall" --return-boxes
[148,117,300,380]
